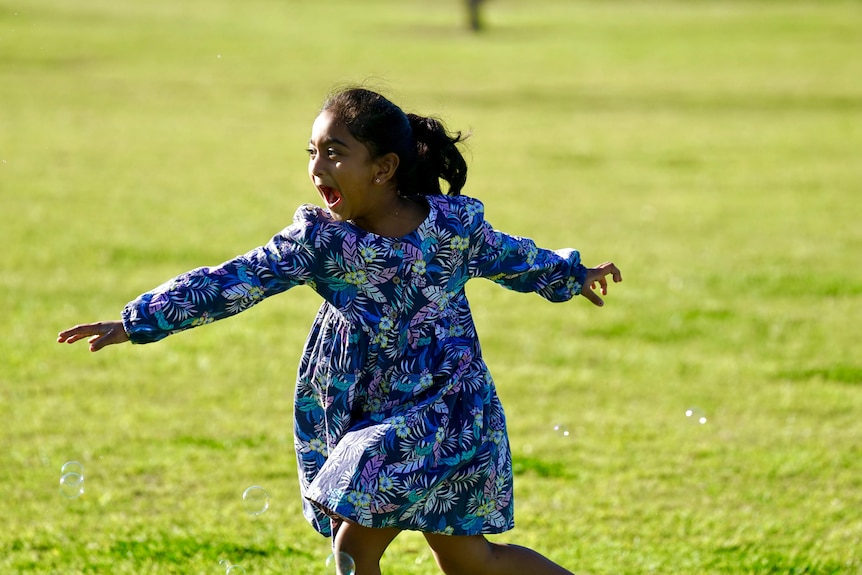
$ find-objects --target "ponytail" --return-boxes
[404,114,468,197]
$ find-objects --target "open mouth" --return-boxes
[318,185,342,209]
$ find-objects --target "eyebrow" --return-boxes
[308,137,350,148]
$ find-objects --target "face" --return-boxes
[307,111,380,223]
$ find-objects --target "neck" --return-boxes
[351,194,428,238]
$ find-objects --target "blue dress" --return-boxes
[122,194,587,537]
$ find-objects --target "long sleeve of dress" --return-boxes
[465,199,587,302]
[121,205,321,344]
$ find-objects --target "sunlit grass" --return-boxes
[1,0,861,573]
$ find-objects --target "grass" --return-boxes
[1,0,861,573]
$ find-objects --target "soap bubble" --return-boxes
[326,552,356,575]
[684,408,708,425]
[60,473,84,498]
[59,461,85,499]
[242,485,270,516]
[219,559,246,574]
[61,461,84,476]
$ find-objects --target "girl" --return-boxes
[58,87,622,575]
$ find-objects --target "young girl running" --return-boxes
[58,87,622,574]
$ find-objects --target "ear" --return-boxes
[373,152,400,185]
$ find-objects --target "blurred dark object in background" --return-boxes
[467,0,484,32]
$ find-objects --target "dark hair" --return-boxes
[320,88,468,197]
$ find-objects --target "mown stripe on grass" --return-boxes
[512,455,578,479]
[777,364,862,385]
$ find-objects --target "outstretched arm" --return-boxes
[57,321,129,352]
[581,262,623,307]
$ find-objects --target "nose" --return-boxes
[309,153,324,178]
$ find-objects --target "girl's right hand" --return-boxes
[57,321,130,352]
[581,262,623,307]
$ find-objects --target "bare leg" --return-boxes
[333,520,401,575]
[424,533,575,575]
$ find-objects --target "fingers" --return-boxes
[581,262,622,307]
[595,261,623,284]
[593,276,609,295]
[57,321,128,352]
[581,286,604,307]
[88,334,108,352]
[57,323,101,344]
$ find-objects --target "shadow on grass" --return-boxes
[710,542,850,575]
[778,364,862,385]
[174,434,269,450]
[584,307,736,344]
[110,533,314,563]
[431,86,862,115]
[512,455,578,480]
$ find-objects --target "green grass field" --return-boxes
[2,0,861,573]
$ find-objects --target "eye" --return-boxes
[306,147,316,159]
[326,148,339,159]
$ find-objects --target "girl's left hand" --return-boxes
[582,262,622,307]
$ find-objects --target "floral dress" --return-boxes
[122,194,586,537]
